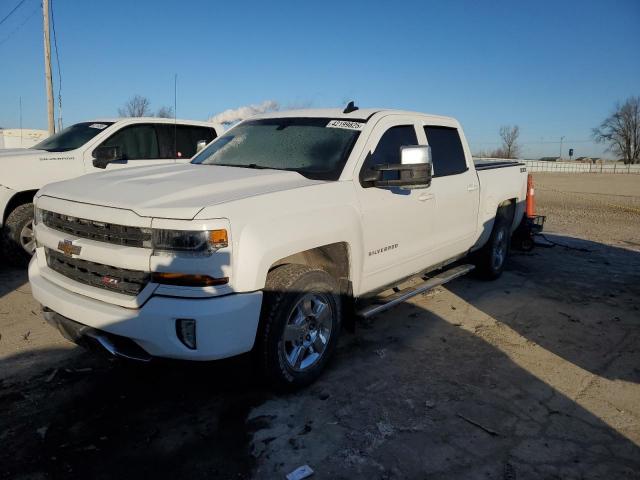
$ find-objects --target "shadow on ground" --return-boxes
[0,261,28,301]
[450,234,640,383]
[1,235,639,479]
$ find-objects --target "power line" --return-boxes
[471,139,595,145]
[0,1,38,47]
[0,0,27,27]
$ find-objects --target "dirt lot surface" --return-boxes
[1,173,639,479]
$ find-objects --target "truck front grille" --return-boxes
[45,248,149,296]
[41,210,150,248]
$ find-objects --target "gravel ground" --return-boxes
[0,172,639,479]
[535,172,640,248]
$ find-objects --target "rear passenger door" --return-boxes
[156,125,217,162]
[421,125,479,259]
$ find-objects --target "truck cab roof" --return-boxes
[250,108,457,125]
[88,117,220,128]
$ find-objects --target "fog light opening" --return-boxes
[176,318,197,350]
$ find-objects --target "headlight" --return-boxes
[34,206,43,225]
[146,229,228,255]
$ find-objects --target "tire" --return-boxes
[475,213,511,280]
[1,203,35,267]
[256,264,342,389]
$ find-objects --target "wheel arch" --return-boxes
[3,189,37,225]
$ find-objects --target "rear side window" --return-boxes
[360,125,418,182]
[98,124,159,160]
[157,125,217,159]
[424,126,467,177]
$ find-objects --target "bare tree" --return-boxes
[592,96,640,164]
[118,95,152,117]
[155,106,174,118]
[498,125,521,159]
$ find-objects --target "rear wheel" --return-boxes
[1,203,35,267]
[256,264,342,389]
[475,213,511,280]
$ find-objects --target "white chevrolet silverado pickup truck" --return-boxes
[1,118,220,264]
[29,107,529,388]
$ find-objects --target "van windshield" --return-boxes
[32,122,114,152]
[191,118,363,180]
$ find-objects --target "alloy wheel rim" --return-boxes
[281,292,333,372]
[492,229,506,270]
[20,220,36,254]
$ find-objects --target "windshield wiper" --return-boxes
[213,163,276,170]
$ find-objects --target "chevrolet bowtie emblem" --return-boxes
[58,239,81,257]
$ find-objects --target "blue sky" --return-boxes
[1,0,638,158]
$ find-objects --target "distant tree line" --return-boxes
[118,95,174,118]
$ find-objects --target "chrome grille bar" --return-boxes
[42,210,150,248]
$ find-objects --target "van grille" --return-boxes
[45,248,149,296]
[41,210,150,248]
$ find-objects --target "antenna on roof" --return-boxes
[343,101,359,114]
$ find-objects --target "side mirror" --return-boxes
[196,140,207,153]
[363,145,433,189]
[93,146,122,169]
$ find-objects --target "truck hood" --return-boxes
[39,163,326,219]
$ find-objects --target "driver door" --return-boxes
[84,123,174,172]
[355,116,438,295]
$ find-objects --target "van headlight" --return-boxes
[145,229,228,255]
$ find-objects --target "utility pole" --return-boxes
[19,96,23,147]
[42,0,55,135]
[559,136,565,160]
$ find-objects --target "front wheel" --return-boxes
[256,264,342,389]
[1,203,35,267]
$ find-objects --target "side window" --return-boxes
[360,125,418,182]
[98,125,159,160]
[423,126,467,177]
[156,125,217,159]
[176,126,216,159]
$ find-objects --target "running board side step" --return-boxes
[356,264,475,319]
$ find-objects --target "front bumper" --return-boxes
[29,258,263,361]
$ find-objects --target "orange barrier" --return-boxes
[526,174,536,218]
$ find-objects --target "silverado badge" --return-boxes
[57,239,81,257]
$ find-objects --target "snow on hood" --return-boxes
[38,163,325,219]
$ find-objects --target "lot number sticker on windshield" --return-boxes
[89,123,108,129]
[326,120,364,131]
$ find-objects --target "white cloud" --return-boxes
[209,100,280,125]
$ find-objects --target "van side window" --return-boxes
[423,126,467,177]
[98,125,159,160]
[360,125,418,183]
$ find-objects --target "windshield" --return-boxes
[191,118,363,180]
[32,122,114,152]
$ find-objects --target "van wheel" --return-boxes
[1,203,35,267]
[475,216,511,280]
[257,264,341,389]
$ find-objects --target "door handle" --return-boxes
[467,184,479,192]
[418,193,434,201]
